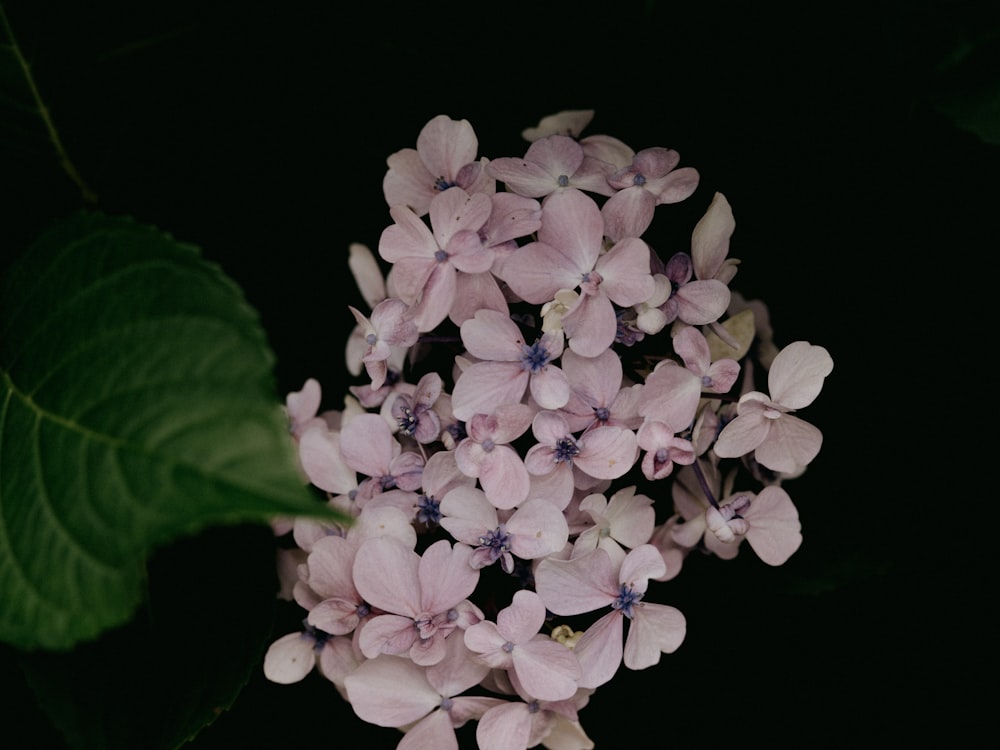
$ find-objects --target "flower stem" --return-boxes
[691,457,720,510]
[1,5,99,206]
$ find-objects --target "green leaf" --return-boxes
[0,211,342,651]
[930,26,1000,147]
[15,524,284,750]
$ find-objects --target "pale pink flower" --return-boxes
[713,341,834,473]
[654,250,731,326]
[637,360,703,433]
[339,412,424,503]
[476,695,593,750]
[487,134,615,199]
[571,486,656,569]
[348,242,389,310]
[295,422,357,495]
[263,626,361,692]
[672,325,740,394]
[523,410,638,508]
[304,506,417,638]
[353,536,482,666]
[703,486,802,566]
[534,545,685,688]
[637,419,696,481]
[502,189,656,357]
[668,460,736,559]
[410,449,476,528]
[285,377,324,439]
[691,191,739,285]
[439,487,569,573]
[385,371,444,444]
[349,361,409,409]
[451,308,570,422]
[464,590,581,701]
[344,637,502,749]
[454,403,535,509]
[348,298,419,390]
[601,147,700,241]
[449,192,543,322]
[557,349,642,434]
[344,242,393,376]
[382,114,494,216]
[378,187,496,332]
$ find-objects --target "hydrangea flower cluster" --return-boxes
[264,110,834,750]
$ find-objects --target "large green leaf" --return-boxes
[13,524,285,750]
[0,211,341,651]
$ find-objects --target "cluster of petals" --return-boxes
[264,110,833,750]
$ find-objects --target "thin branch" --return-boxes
[1,4,98,206]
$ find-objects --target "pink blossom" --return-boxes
[285,377,323,439]
[476,696,593,750]
[353,536,482,666]
[410,449,476,528]
[263,626,360,688]
[386,371,444,444]
[668,460,738,559]
[672,325,740,394]
[344,636,503,748]
[637,360,703,433]
[378,187,496,332]
[439,487,569,573]
[704,486,802,566]
[295,422,357,495]
[571,486,656,569]
[454,403,535,509]
[654,250,731,326]
[382,114,494,216]
[637,420,696,481]
[691,191,739,285]
[464,590,581,701]
[557,349,642,434]
[348,298,419,390]
[487,134,614,199]
[523,410,638,508]
[713,341,833,473]
[304,506,417,638]
[601,147,700,241]
[502,189,656,357]
[339,412,424,503]
[534,545,685,688]
[451,309,570,422]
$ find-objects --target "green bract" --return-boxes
[0,212,339,651]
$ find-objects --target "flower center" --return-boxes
[612,583,643,619]
[520,340,551,372]
[416,494,442,525]
[554,436,580,463]
[477,525,512,562]
[396,405,418,435]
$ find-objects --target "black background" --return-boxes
[2,0,995,747]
